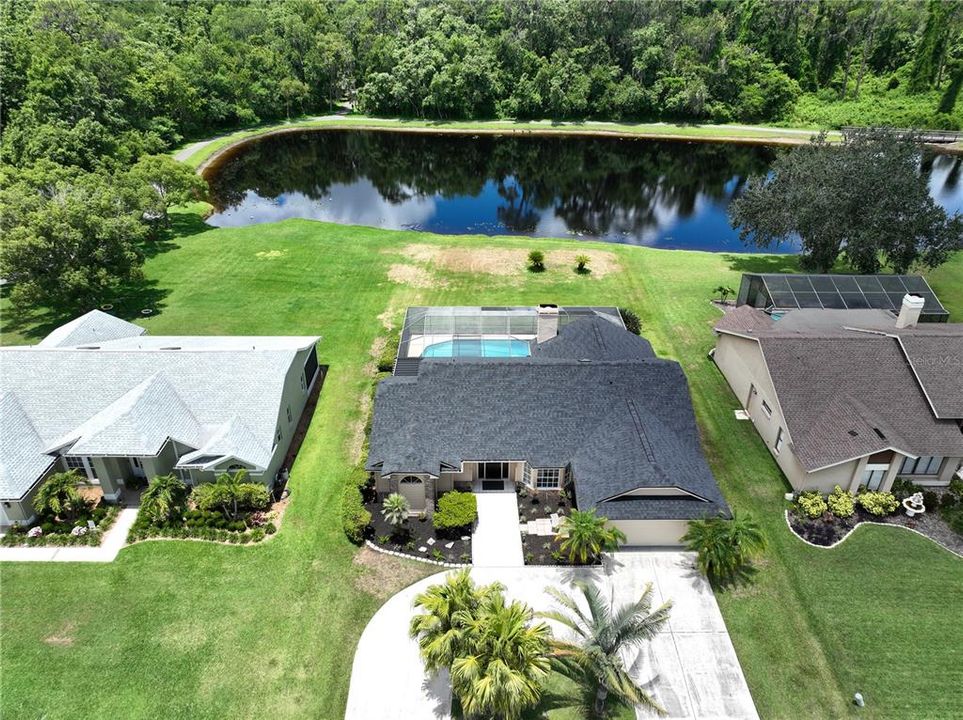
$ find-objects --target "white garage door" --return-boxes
[612,519,690,547]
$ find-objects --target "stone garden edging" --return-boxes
[784,509,963,559]
[364,539,470,569]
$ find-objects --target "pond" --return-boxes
[204,129,963,253]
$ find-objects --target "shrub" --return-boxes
[431,548,444,561]
[574,254,590,273]
[922,490,940,510]
[619,307,641,335]
[341,484,371,544]
[382,493,411,528]
[891,477,921,501]
[377,333,400,373]
[826,486,855,518]
[948,477,963,498]
[264,521,277,535]
[796,491,828,519]
[235,483,270,511]
[941,492,959,510]
[433,491,478,532]
[857,491,899,516]
[527,249,545,272]
[249,527,266,543]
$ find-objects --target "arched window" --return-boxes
[400,475,423,484]
[226,463,247,475]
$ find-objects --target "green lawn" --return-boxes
[2,212,961,719]
[176,115,841,168]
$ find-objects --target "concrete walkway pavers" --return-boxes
[472,492,524,567]
[345,551,759,720]
[0,508,138,563]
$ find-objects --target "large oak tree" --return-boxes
[729,128,963,273]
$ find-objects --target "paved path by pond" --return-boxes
[345,551,758,720]
[471,491,524,567]
[0,508,138,563]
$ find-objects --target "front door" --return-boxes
[398,476,426,511]
[129,457,147,479]
[477,462,509,491]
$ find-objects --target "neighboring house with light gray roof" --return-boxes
[0,310,321,528]
[712,295,963,494]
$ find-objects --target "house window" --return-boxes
[64,456,96,482]
[478,462,508,480]
[176,468,193,485]
[862,464,890,491]
[274,427,283,449]
[774,428,785,454]
[761,400,773,418]
[535,468,561,489]
[900,456,943,475]
[300,373,306,391]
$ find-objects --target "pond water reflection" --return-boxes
[205,129,963,253]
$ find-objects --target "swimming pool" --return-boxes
[422,338,531,358]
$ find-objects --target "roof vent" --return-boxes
[848,430,859,437]
[873,427,886,440]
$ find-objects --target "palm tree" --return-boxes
[451,591,552,720]
[409,569,504,674]
[140,474,188,525]
[32,471,84,522]
[555,509,626,564]
[382,492,411,530]
[542,580,672,718]
[682,511,767,583]
[191,468,249,519]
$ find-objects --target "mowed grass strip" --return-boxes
[1,213,960,719]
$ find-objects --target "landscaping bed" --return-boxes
[788,483,963,556]
[364,501,472,564]
[2,503,120,548]
[128,501,284,545]
[515,487,604,566]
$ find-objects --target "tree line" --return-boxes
[4,0,963,172]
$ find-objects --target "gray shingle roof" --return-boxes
[50,374,203,457]
[367,355,728,522]
[0,322,319,500]
[38,310,145,347]
[0,393,56,499]
[532,316,654,360]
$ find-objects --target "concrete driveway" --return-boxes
[345,551,758,720]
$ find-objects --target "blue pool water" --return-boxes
[423,338,531,358]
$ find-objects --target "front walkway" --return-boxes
[471,491,524,567]
[0,508,138,563]
[345,551,759,720]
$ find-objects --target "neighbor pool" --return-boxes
[422,338,531,358]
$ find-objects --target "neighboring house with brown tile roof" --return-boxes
[712,297,963,494]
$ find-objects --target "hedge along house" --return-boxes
[712,297,963,495]
[366,306,729,546]
[0,310,322,528]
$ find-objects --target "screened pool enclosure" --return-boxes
[393,306,624,374]
[736,273,949,322]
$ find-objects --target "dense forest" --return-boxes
[4,0,963,172]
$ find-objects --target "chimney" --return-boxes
[896,294,925,329]
[536,304,559,343]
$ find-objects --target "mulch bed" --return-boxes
[364,501,472,564]
[789,497,963,557]
[515,488,601,566]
